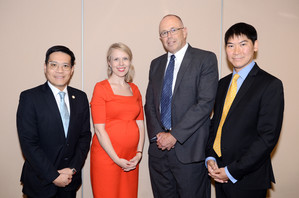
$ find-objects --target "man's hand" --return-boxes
[207,159,218,173]
[156,132,177,150]
[53,173,72,187]
[209,167,229,183]
[58,168,73,176]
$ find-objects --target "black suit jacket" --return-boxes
[145,45,218,163]
[17,82,91,197]
[206,64,284,189]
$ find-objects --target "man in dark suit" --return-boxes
[145,14,218,198]
[17,45,91,198]
[206,23,284,198]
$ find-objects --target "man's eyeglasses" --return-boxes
[160,27,184,38]
[47,61,72,71]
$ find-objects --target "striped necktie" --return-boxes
[160,55,175,130]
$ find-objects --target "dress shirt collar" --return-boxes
[47,81,68,97]
[233,60,255,80]
[167,43,189,61]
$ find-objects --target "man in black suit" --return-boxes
[145,14,218,198]
[17,45,91,198]
[206,23,284,198]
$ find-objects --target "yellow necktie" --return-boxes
[213,74,240,157]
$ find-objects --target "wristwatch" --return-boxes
[71,168,77,175]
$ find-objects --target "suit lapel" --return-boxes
[67,87,77,139]
[42,82,66,139]
[214,75,231,128]
[226,64,260,119]
[154,46,193,115]
[173,46,193,96]
[154,55,168,113]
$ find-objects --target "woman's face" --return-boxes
[108,49,130,78]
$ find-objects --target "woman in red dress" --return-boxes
[90,43,145,198]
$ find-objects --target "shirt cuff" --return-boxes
[225,166,237,183]
[205,156,216,168]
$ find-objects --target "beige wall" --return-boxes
[0,0,298,197]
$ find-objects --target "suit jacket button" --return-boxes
[66,144,70,147]
[64,157,69,161]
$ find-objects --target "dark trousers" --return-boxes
[215,182,267,198]
[27,188,77,198]
[149,149,210,198]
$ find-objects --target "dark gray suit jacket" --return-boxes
[17,82,91,197]
[145,45,218,163]
[206,64,284,189]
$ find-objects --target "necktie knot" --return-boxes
[170,54,175,62]
[59,91,66,100]
[232,73,240,82]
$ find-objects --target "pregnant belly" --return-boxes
[106,120,139,154]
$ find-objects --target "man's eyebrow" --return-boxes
[227,40,249,44]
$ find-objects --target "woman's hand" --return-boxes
[125,153,142,171]
[129,153,142,165]
[116,152,142,172]
[115,158,136,172]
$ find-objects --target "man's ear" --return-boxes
[254,40,259,52]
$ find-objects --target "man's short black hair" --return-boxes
[225,22,257,45]
[45,45,75,66]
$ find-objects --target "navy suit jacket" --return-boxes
[206,64,284,189]
[17,82,91,197]
[145,45,218,163]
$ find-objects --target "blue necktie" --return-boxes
[58,92,69,137]
[160,55,175,130]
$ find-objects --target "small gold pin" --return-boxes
[72,95,75,99]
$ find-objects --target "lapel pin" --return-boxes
[72,95,75,99]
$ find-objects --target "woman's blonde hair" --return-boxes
[107,42,135,83]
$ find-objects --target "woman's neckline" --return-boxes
[106,79,134,97]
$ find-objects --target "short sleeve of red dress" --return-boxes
[90,81,110,124]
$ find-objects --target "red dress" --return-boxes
[90,80,144,198]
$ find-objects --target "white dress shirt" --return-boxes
[47,81,70,114]
[165,43,189,92]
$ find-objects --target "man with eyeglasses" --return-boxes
[145,14,218,198]
[17,45,91,198]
